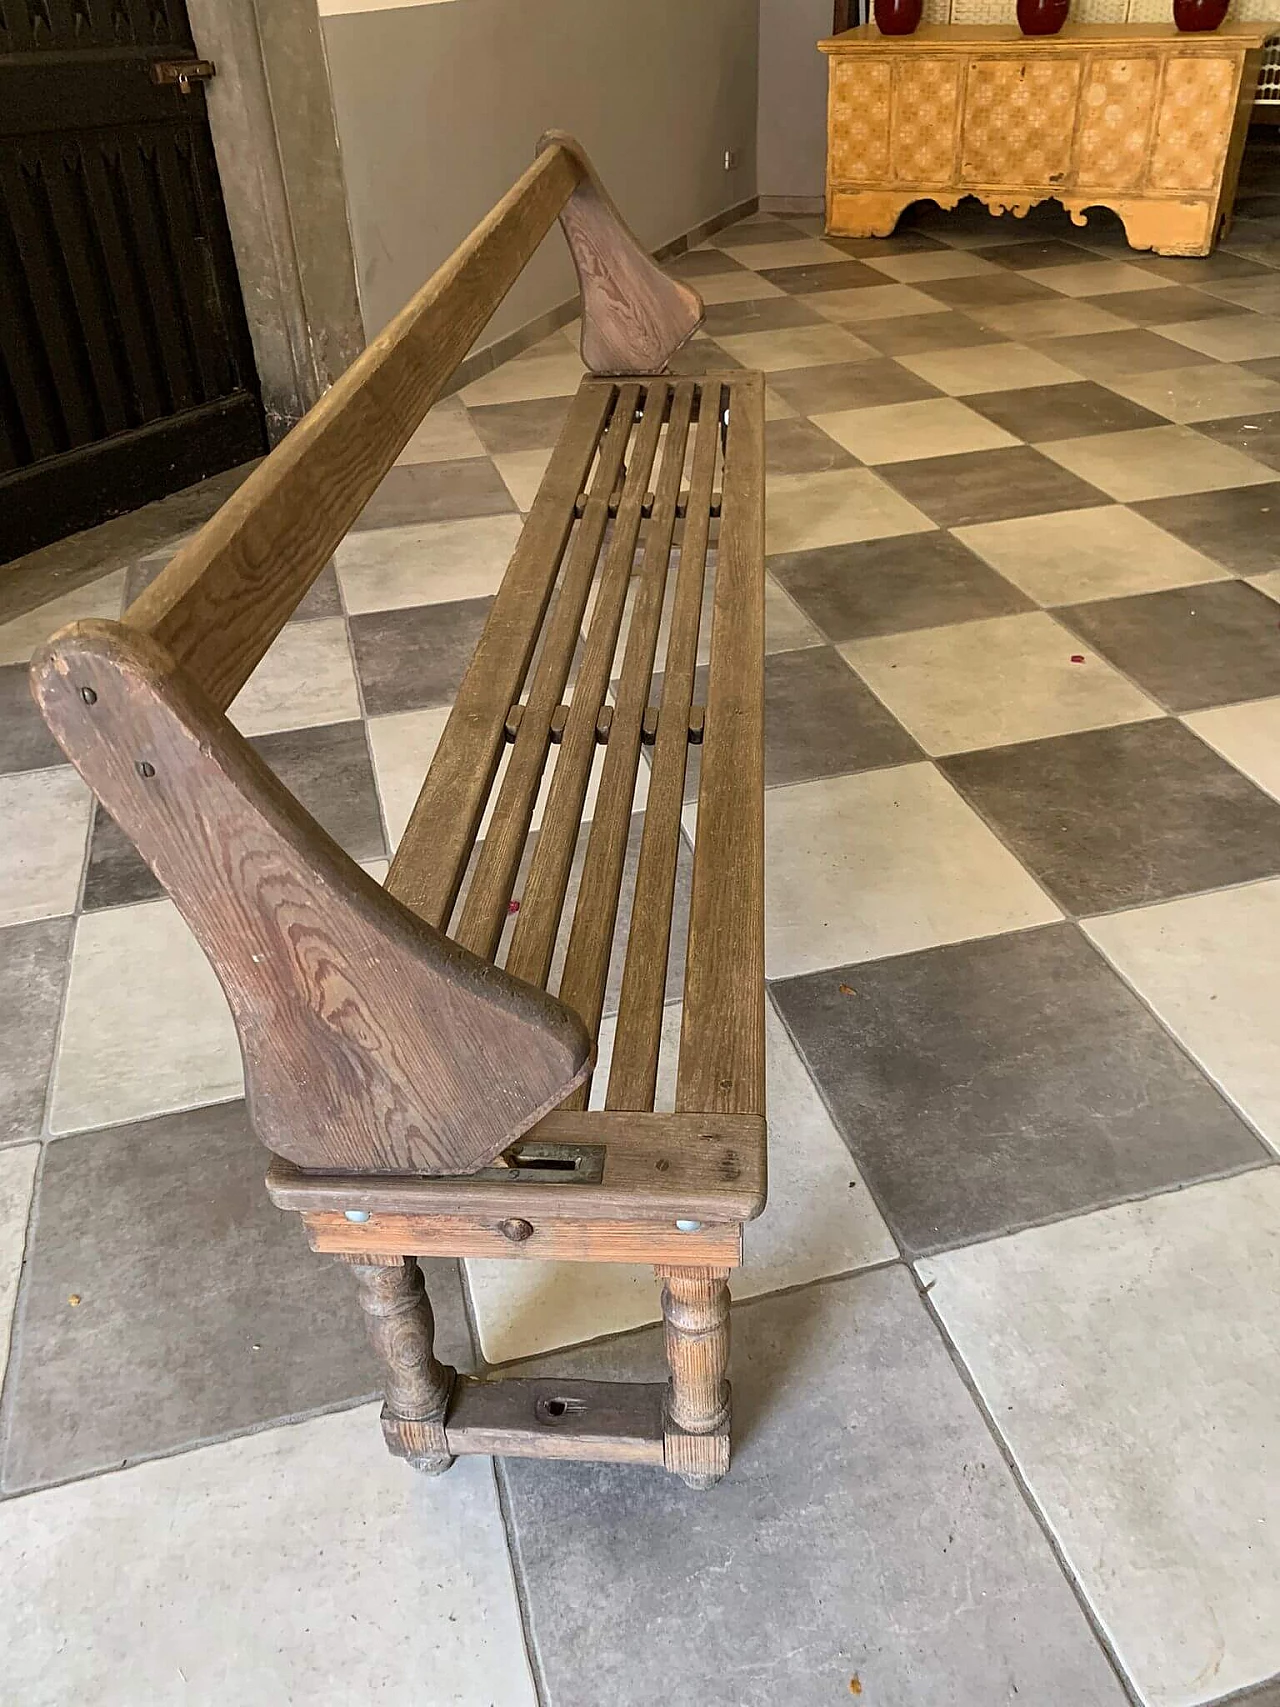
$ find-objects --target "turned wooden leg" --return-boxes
[657,1264,731,1490]
[347,1256,457,1475]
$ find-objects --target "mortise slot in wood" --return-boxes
[595,707,613,744]
[641,707,659,745]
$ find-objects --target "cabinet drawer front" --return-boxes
[892,58,962,184]
[1149,56,1237,192]
[1076,56,1160,189]
[829,59,891,183]
[962,57,1082,184]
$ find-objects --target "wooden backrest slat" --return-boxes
[676,370,766,1118]
[123,144,581,711]
[385,382,614,928]
[605,381,723,1112]
[452,383,639,962]
[555,380,697,1102]
[504,382,669,997]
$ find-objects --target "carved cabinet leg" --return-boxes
[347,1256,457,1475]
[656,1264,731,1490]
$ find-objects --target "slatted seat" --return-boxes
[32,135,765,1489]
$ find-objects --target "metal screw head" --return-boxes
[79,686,97,705]
[500,1218,534,1243]
[343,1209,371,1224]
[675,1218,703,1233]
[135,760,156,779]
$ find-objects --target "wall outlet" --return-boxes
[723,148,738,171]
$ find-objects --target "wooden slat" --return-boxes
[42,147,130,437]
[265,1110,767,1222]
[453,382,638,962]
[676,371,766,1118]
[606,380,723,1111]
[123,143,583,709]
[555,381,696,1094]
[81,142,165,423]
[303,1210,742,1266]
[118,135,197,414]
[504,381,669,994]
[446,1377,667,1465]
[386,381,613,929]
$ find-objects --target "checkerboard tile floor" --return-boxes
[4,179,1280,1706]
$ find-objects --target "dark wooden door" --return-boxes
[0,0,266,563]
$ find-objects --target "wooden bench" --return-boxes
[31,134,766,1490]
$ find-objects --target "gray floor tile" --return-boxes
[975,237,1098,270]
[1134,481,1280,577]
[965,379,1165,441]
[665,247,748,277]
[920,270,1057,310]
[769,531,1032,642]
[764,416,858,475]
[1194,410,1280,472]
[823,228,949,256]
[1060,580,1280,713]
[82,720,386,912]
[878,445,1110,527]
[501,1267,1128,1707]
[349,597,493,715]
[0,664,64,775]
[941,719,1280,914]
[664,336,743,375]
[1135,250,1273,284]
[772,923,1264,1256]
[1036,327,1207,378]
[858,311,1006,357]
[125,554,342,622]
[763,645,921,785]
[0,1101,472,1492]
[710,217,809,249]
[0,917,71,1144]
[767,357,939,413]
[700,295,824,336]
[1091,284,1240,325]
[0,1146,37,1395]
[757,257,888,294]
[350,458,515,530]
[465,394,573,454]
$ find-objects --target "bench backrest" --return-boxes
[31,134,706,1178]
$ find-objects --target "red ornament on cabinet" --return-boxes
[1173,0,1229,29]
[874,0,924,33]
[1016,0,1070,32]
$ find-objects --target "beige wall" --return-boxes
[320,0,760,346]
[758,0,831,203]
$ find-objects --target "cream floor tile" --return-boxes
[394,398,485,465]
[973,299,1128,340]
[1039,424,1275,501]
[692,270,787,305]
[464,1001,896,1362]
[714,322,877,371]
[1023,259,1174,297]
[1158,314,1280,361]
[1100,361,1280,424]
[931,220,1047,249]
[723,237,851,271]
[335,514,522,614]
[752,763,1060,979]
[842,610,1160,755]
[367,706,639,855]
[896,341,1080,396]
[227,618,360,737]
[459,346,585,406]
[920,1170,1280,1707]
[807,281,944,323]
[0,571,125,666]
[0,1145,38,1393]
[766,468,935,554]
[50,900,241,1135]
[0,768,91,927]
[955,505,1231,604]
[862,248,1001,283]
[1184,695,1280,802]
[1085,878,1280,1151]
[493,447,554,512]
[1251,568,1280,606]
[813,397,1018,464]
[0,1407,535,1707]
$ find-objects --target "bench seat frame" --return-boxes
[32,135,766,1490]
